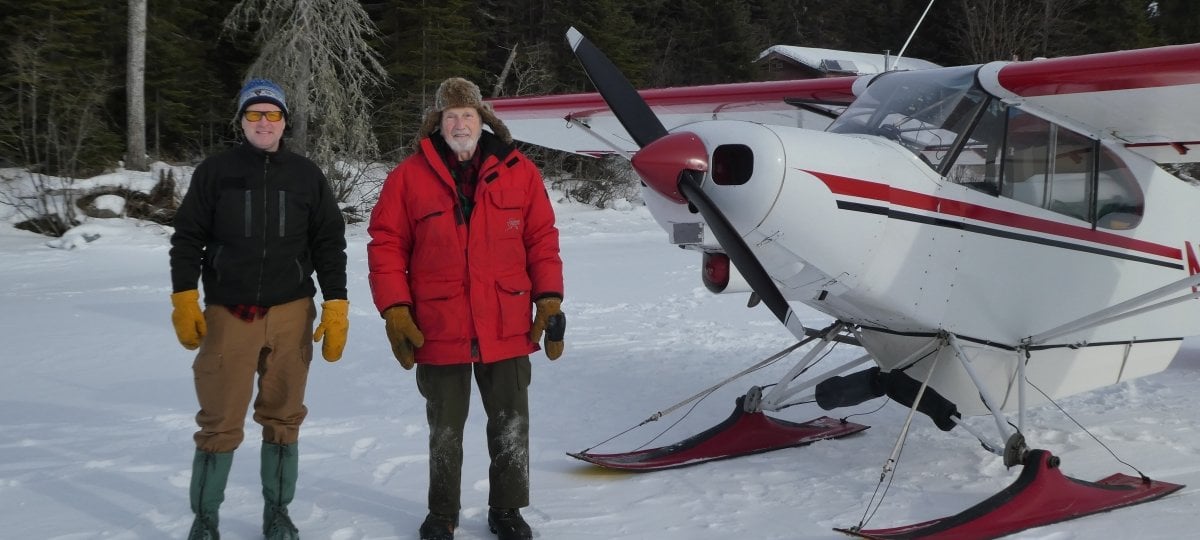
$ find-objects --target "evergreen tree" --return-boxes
[633,0,758,86]
[1064,0,1155,54]
[747,0,805,49]
[368,0,483,156]
[0,0,124,176]
[0,0,1192,185]
[144,0,252,161]
[549,0,651,89]
[1151,0,1200,44]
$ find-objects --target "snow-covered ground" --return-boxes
[1,167,1197,539]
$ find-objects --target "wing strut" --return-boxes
[565,116,633,159]
[1024,271,1200,346]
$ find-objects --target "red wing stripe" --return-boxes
[488,77,859,119]
[806,170,1181,260]
[996,43,1200,97]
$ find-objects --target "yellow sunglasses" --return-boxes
[243,110,284,122]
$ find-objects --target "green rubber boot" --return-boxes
[188,450,233,540]
[261,442,300,539]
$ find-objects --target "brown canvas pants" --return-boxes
[416,356,531,515]
[192,297,315,452]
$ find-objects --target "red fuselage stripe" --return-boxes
[806,170,1182,260]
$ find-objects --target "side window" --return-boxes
[945,98,1005,195]
[1000,110,1093,222]
[1094,147,1144,230]
[1002,110,1050,207]
[1046,128,1094,221]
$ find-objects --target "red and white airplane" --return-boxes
[489,28,1200,538]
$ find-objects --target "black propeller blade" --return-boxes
[565,27,807,338]
[676,171,791,325]
[566,27,668,148]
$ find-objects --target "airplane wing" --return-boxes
[978,43,1200,164]
[488,77,858,157]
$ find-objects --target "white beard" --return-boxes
[445,133,480,157]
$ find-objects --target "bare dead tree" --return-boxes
[501,42,557,97]
[488,42,634,208]
[492,44,519,98]
[955,0,1086,62]
[223,0,389,203]
[125,0,148,171]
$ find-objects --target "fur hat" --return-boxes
[414,77,511,150]
[238,78,288,116]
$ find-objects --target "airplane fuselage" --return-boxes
[658,65,1200,413]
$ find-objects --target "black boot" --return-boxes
[419,512,457,540]
[487,508,532,540]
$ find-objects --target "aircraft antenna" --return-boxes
[893,0,937,70]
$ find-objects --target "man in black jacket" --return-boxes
[169,78,348,540]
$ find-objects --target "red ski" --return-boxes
[836,449,1184,539]
[568,401,868,471]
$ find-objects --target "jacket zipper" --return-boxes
[454,165,482,362]
[254,156,271,306]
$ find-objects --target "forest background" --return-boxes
[2,0,1199,233]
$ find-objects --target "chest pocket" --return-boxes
[410,193,459,264]
[214,176,251,239]
[486,188,525,241]
[278,190,311,237]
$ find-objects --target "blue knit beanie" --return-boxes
[237,78,288,116]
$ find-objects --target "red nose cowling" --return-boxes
[630,132,709,204]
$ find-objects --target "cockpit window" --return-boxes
[828,66,986,171]
[945,98,1006,195]
[830,65,1145,230]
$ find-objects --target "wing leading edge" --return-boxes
[488,77,858,157]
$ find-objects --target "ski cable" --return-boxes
[851,348,944,532]
[578,338,813,453]
[1029,379,1149,481]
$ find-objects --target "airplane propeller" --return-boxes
[566,27,807,339]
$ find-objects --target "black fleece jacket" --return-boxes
[170,141,347,307]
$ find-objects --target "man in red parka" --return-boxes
[367,77,565,540]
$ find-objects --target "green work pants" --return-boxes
[416,356,531,515]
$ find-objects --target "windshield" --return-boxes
[828,66,987,171]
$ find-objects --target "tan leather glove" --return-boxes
[530,297,565,360]
[313,299,349,362]
[383,305,424,369]
[170,289,206,350]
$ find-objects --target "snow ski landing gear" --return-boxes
[836,449,1184,539]
[568,397,868,471]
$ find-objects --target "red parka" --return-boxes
[367,132,563,364]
